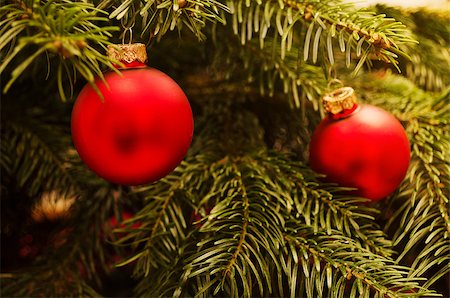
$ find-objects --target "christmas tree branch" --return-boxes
[2,270,100,297]
[115,178,189,276]
[210,34,326,108]
[224,0,416,75]
[393,110,450,286]
[374,5,450,91]
[222,163,250,279]
[256,152,394,258]
[128,148,237,296]
[1,122,79,197]
[356,73,450,291]
[133,229,201,297]
[182,155,287,297]
[0,0,119,100]
[113,157,216,280]
[283,227,436,298]
[97,0,230,41]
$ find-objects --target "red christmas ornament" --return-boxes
[71,44,193,185]
[309,87,410,201]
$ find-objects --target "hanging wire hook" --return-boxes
[122,27,133,45]
[121,18,136,45]
[327,78,344,91]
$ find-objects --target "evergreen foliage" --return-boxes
[373,5,450,91]
[1,0,449,297]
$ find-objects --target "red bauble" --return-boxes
[71,44,193,185]
[309,87,410,201]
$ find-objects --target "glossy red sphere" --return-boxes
[71,67,193,185]
[309,104,410,201]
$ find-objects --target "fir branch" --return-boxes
[133,230,200,297]
[255,152,395,258]
[114,159,208,277]
[357,73,450,291]
[405,42,450,91]
[115,183,188,275]
[144,148,402,297]
[283,225,437,298]
[373,5,450,91]
[1,271,100,297]
[179,155,289,297]
[210,34,326,108]
[0,0,119,100]
[224,0,416,75]
[98,0,230,41]
[127,146,227,296]
[222,163,250,279]
[393,113,450,288]
[0,122,79,197]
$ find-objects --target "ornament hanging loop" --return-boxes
[121,18,136,45]
[122,27,133,45]
[327,78,344,91]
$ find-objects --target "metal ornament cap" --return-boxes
[322,87,357,115]
[107,43,148,65]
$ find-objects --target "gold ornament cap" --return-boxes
[107,43,148,65]
[322,87,357,115]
